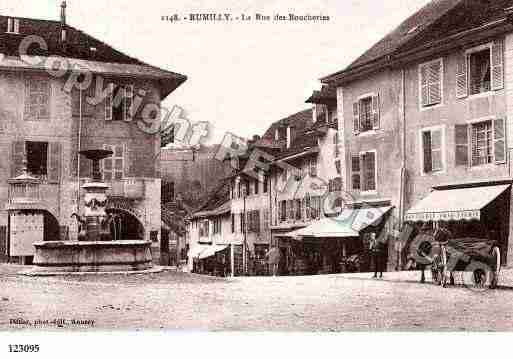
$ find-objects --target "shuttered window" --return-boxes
[422,129,443,173]
[353,94,380,134]
[419,59,442,107]
[351,155,360,190]
[457,40,504,99]
[25,78,51,120]
[362,152,376,192]
[471,121,493,166]
[351,152,377,192]
[105,83,134,121]
[455,119,506,167]
[102,144,124,181]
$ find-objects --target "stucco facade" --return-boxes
[0,70,164,262]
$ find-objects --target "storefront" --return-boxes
[405,183,511,265]
[276,206,393,275]
[191,243,245,277]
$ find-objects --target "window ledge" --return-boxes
[468,163,504,171]
[466,91,495,100]
[420,102,443,112]
[355,129,381,137]
[420,169,446,177]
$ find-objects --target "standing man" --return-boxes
[266,246,281,276]
[370,233,383,278]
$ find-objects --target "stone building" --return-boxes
[0,4,186,264]
[321,0,513,268]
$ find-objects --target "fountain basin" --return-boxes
[32,240,153,273]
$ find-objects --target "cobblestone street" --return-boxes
[1,265,513,331]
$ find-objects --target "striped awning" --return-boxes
[282,206,392,239]
[198,245,229,259]
[405,185,510,222]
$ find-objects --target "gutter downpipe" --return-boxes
[77,88,83,214]
[398,69,407,270]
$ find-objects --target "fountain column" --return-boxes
[80,149,113,241]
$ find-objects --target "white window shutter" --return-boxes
[428,60,442,104]
[420,65,429,106]
[105,83,113,121]
[352,102,360,134]
[47,142,62,184]
[494,118,506,164]
[455,124,469,166]
[456,53,468,98]
[124,84,134,122]
[492,39,504,91]
[372,94,380,129]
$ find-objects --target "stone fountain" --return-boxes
[31,149,153,273]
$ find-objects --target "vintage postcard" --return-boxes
[1,0,512,356]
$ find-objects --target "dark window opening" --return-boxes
[26,141,48,177]
[469,49,491,95]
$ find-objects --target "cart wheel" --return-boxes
[462,260,491,291]
[490,247,501,289]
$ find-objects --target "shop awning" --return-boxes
[198,245,229,259]
[282,206,392,239]
[405,184,510,222]
[188,244,211,259]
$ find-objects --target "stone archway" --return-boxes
[106,208,145,240]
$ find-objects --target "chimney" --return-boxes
[60,1,67,25]
[60,1,67,43]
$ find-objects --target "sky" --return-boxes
[1,0,431,144]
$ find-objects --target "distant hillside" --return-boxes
[160,144,234,210]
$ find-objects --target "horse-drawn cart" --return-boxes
[433,237,501,289]
[407,231,501,289]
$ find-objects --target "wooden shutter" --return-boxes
[351,155,360,190]
[420,65,429,106]
[492,39,504,91]
[124,84,134,122]
[352,102,360,134]
[105,83,114,121]
[456,53,468,98]
[371,94,380,129]
[11,141,24,177]
[362,152,376,191]
[431,129,442,171]
[455,124,469,166]
[494,118,506,164]
[47,142,61,183]
[428,61,442,105]
[422,131,432,173]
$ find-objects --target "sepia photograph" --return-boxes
[1,0,513,357]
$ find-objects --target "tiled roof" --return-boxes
[0,16,142,64]
[323,0,483,82]
[262,109,313,140]
[0,15,186,96]
[305,85,336,104]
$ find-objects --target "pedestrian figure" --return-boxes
[266,246,281,276]
[370,233,383,278]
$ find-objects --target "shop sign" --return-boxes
[405,210,481,222]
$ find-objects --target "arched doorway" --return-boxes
[106,208,144,240]
[42,210,60,242]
